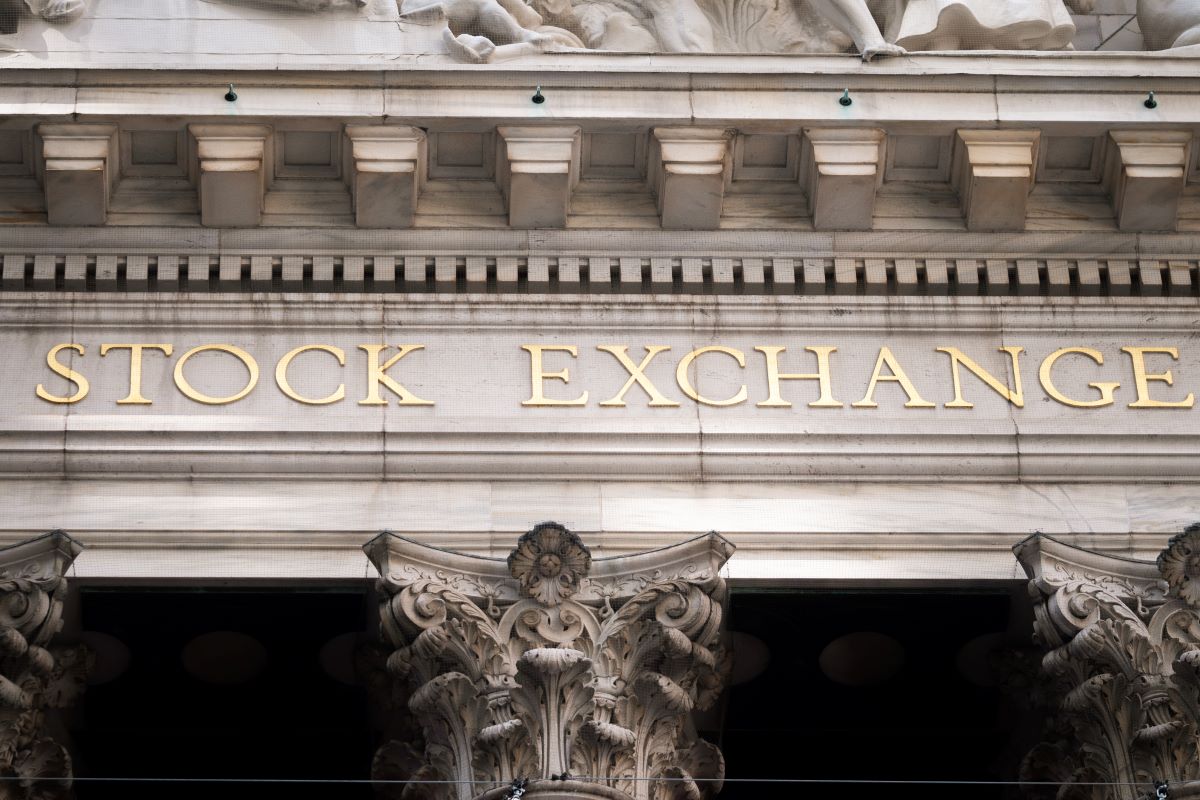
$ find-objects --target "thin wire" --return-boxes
[0,776,1158,786]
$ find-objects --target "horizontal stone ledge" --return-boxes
[0,525,1184,583]
[4,438,1200,482]
[1,252,1196,297]
[5,52,1200,82]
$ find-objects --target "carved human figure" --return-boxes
[0,0,84,35]
[234,0,365,7]
[808,0,1093,60]
[1139,0,1200,49]
[400,0,581,62]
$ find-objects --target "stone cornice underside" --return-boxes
[3,58,1200,247]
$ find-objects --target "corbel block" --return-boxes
[496,126,580,229]
[189,124,271,228]
[345,125,425,229]
[802,128,885,231]
[1103,130,1192,232]
[38,123,118,226]
[651,128,731,231]
[951,130,1040,232]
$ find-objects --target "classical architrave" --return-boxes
[0,531,87,798]
[650,129,731,231]
[37,124,118,228]
[365,524,732,800]
[801,128,885,232]
[188,124,272,228]
[1102,131,1194,233]
[951,129,1040,232]
[344,125,426,229]
[496,127,581,229]
[1015,528,1200,799]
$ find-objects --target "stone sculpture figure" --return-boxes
[1139,0,1200,49]
[807,0,1094,59]
[538,0,716,52]
[0,0,84,35]
[399,0,576,63]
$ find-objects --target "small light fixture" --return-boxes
[1144,91,1158,109]
[224,83,238,102]
[839,88,852,107]
[532,86,545,105]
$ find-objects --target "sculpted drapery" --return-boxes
[5,0,1199,60]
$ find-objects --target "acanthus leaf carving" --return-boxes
[366,524,734,800]
[1015,528,1200,800]
[0,531,85,800]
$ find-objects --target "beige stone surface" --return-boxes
[0,293,1197,582]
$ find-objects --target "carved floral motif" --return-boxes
[0,532,86,800]
[1016,528,1200,800]
[508,523,593,607]
[365,524,733,800]
[1158,524,1200,607]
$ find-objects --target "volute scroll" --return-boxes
[365,523,734,800]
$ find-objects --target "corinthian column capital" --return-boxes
[365,523,734,800]
[0,531,86,799]
[1015,527,1200,800]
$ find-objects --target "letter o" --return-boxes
[173,345,259,405]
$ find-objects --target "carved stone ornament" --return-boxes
[0,531,87,800]
[1158,524,1200,608]
[8,0,1200,64]
[508,523,593,607]
[364,524,734,800]
[1015,529,1200,800]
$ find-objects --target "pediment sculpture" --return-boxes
[0,0,82,34]
[3,0,1198,61]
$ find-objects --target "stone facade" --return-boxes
[0,0,1199,796]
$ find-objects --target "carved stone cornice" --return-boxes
[1015,528,1200,800]
[364,523,734,800]
[2,246,1198,298]
[0,531,86,800]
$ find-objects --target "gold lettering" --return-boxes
[276,345,346,405]
[937,346,1025,409]
[173,344,259,405]
[1122,346,1194,409]
[853,346,935,408]
[36,343,89,404]
[100,343,173,405]
[358,345,433,406]
[596,346,679,407]
[675,346,748,407]
[1038,348,1119,408]
[755,346,842,408]
[521,345,588,407]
